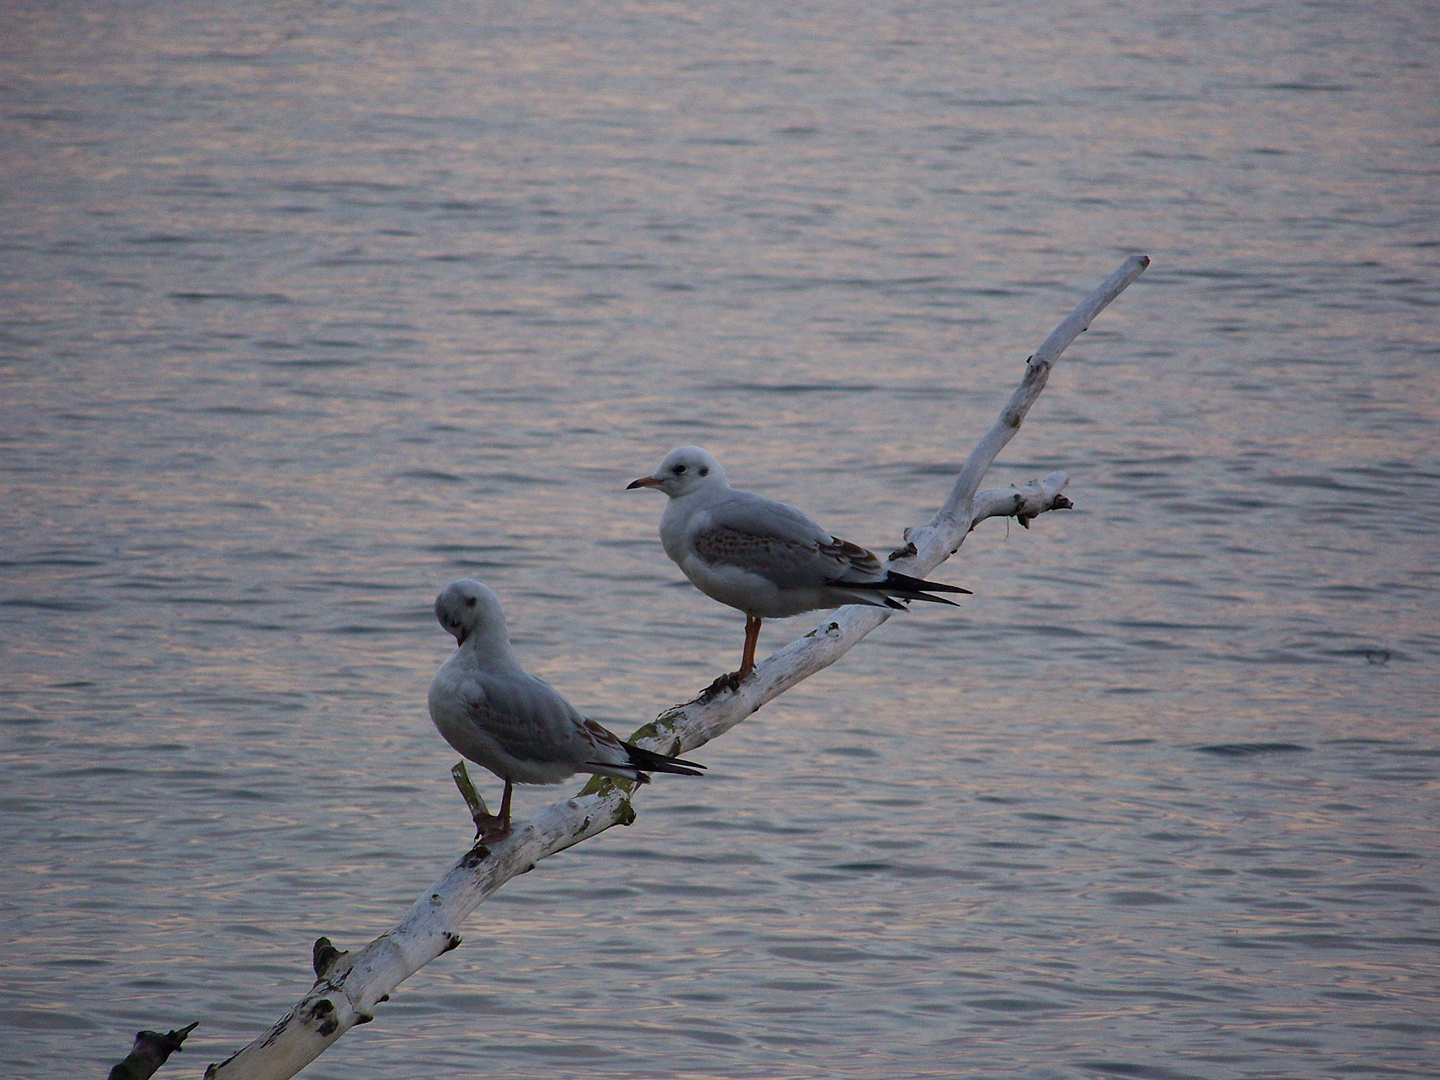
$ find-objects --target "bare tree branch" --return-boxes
[204,255,1148,1080]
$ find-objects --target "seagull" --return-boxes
[627,446,970,682]
[428,579,704,842]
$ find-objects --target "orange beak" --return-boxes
[626,476,662,489]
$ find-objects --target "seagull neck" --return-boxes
[672,478,727,503]
[463,627,524,672]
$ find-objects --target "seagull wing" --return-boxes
[458,671,589,765]
[689,491,884,588]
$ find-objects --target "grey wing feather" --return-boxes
[692,491,884,587]
[463,673,588,764]
[710,490,832,546]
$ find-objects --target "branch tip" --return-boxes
[451,761,489,819]
[109,1022,199,1080]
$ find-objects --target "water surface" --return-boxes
[2,1,1437,1077]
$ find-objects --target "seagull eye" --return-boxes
[674,464,686,474]
[699,467,709,476]
[465,596,477,608]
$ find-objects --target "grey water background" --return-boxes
[2,1,1438,1076]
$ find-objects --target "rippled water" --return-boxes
[2,1,1438,1077]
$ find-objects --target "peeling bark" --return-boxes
[205,255,1148,1080]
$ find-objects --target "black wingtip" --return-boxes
[624,742,707,777]
[902,592,962,607]
[849,569,971,599]
[883,569,971,595]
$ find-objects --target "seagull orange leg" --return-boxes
[702,614,764,699]
[739,615,762,679]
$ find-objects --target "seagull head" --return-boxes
[434,578,508,648]
[626,446,727,497]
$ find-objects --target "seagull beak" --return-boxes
[626,476,662,489]
[455,628,469,646]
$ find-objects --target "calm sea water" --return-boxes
[2,2,1438,1077]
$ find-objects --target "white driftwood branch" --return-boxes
[205,255,1148,1080]
[970,471,1073,532]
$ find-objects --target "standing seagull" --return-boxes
[428,579,704,842]
[627,446,970,682]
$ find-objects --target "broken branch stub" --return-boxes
[205,255,1148,1080]
[108,1021,199,1080]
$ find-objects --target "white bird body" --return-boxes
[429,648,632,786]
[428,579,703,837]
[659,483,903,618]
[630,447,969,679]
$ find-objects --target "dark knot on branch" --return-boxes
[312,937,349,979]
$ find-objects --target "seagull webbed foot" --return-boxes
[699,669,748,701]
[471,813,512,846]
[453,767,514,845]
